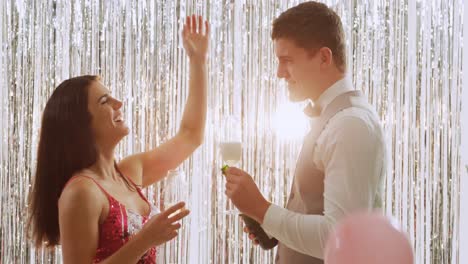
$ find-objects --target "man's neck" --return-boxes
[310,71,346,102]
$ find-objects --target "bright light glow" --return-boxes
[272,102,310,140]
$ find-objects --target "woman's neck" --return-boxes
[88,151,119,181]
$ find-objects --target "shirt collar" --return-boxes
[303,77,353,118]
[315,76,353,112]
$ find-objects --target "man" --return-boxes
[224,2,387,263]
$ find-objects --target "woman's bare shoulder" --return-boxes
[59,174,106,211]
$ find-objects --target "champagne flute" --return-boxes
[218,116,243,253]
[220,142,242,166]
[219,116,242,215]
[219,115,242,166]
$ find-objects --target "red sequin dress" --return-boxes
[65,175,159,263]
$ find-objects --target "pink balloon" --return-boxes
[324,212,413,264]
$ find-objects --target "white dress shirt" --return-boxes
[261,77,387,259]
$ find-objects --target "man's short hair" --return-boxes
[272,1,347,72]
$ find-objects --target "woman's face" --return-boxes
[87,81,129,147]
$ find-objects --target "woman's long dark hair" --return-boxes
[28,75,99,247]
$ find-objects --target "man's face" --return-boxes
[274,38,322,102]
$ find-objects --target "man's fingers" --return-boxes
[225,166,245,176]
[225,189,233,197]
[225,182,236,191]
[225,172,241,183]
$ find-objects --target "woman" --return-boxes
[28,15,209,263]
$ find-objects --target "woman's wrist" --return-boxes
[189,56,207,65]
[132,229,153,250]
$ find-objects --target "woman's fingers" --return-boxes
[184,15,209,35]
[160,202,186,219]
[186,16,192,33]
[191,15,196,33]
[205,20,209,36]
[169,222,182,230]
[168,209,190,223]
[168,231,178,240]
[198,15,203,34]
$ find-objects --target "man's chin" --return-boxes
[287,92,304,102]
[287,84,304,101]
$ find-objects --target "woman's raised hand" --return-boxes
[182,15,209,62]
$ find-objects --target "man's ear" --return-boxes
[319,47,333,68]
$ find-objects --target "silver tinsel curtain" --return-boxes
[0,0,465,263]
